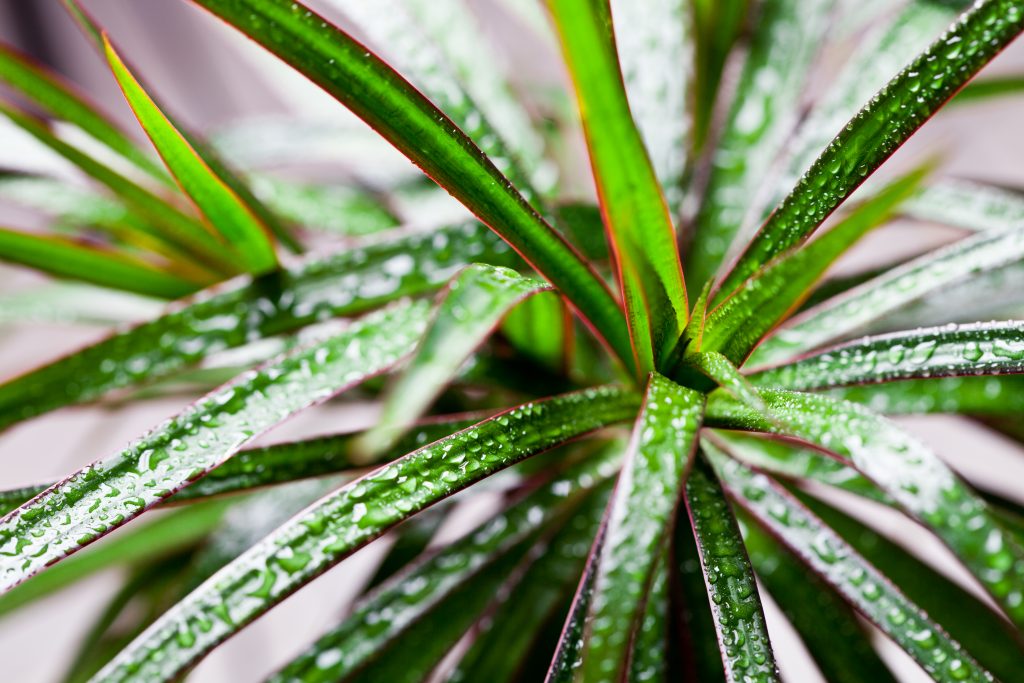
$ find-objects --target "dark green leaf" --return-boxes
[753,320,1024,389]
[0,300,432,592]
[709,451,995,683]
[716,0,1024,298]
[548,0,688,374]
[705,388,1024,628]
[93,385,639,681]
[576,373,703,679]
[0,227,198,298]
[189,0,634,371]
[0,221,517,431]
[684,455,778,681]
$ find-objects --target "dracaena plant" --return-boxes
[0,0,1023,680]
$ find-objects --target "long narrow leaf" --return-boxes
[93,385,639,682]
[683,455,778,681]
[716,0,1024,298]
[189,0,634,371]
[686,0,833,292]
[547,0,688,374]
[576,373,703,679]
[0,227,197,298]
[361,264,549,454]
[273,448,619,681]
[705,388,1024,628]
[0,221,517,431]
[903,179,1024,233]
[709,451,995,683]
[104,39,278,274]
[0,300,433,592]
[752,320,1024,389]
[828,375,1024,415]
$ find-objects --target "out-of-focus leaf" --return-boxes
[903,179,1024,232]
[705,388,1024,628]
[576,374,703,679]
[709,451,994,683]
[738,511,896,683]
[716,0,1024,298]
[0,103,237,272]
[610,0,690,215]
[702,166,927,364]
[447,474,610,683]
[0,43,167,181]
[0,283,160,327]
[952,73,1024,103]
[627,551,669,683]
[248,175,398,237]
[0,300,433,593]
[545,522,604,683]
[0,500,228,617]
[105,39,279,274]
[361,264,549,455]
[0,227,198,298]
[273,448,619,682]
[687,0,833,292]
[753,320,1024,389]
[190,0,634,371]
[501,291,568,372]
[548,0,688,375]
[683,455,778,681]
[0,221,517,432]
[796,489,1024,682]
[690,0,749,150]
[828,375,1024,415]
[750,222,1024,367]
[93,385,639,682]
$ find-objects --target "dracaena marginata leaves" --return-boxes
[548,0,688,375]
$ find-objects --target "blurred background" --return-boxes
[0,1,1022,681]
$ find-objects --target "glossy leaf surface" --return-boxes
[684,456,778,681]
[0,300,432,592]
[717,0,1024,298]
[94,386,639,682]
[363,264,549,454]
[753,320,1024,389]
[711,452,995,683]
[577,373,703,680]
[190,0,634,371]
[274,449,619,682]
[706,388,1024,627]
[548,0,688,374]
[0,221,516,431]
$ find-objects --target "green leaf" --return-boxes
[0,221,517,432]
[903,179,1024,233]
[0,501,228,617]
[548,0,688,375]
[447,473,610,683]
[577,373,703,679]
[716,0,1024,298]
[249,175,399,237]
[702,166,927,364]
[750,222,1024,367]
[827,375,1024,415]
[708,451,995,683]
[682,351,768,414]
[189,0,634,372]
[0,299,433,593]
[93,385,638,681]
[360,264,550,455]
[0,103,237,273]
[0,227,197,298]
[627,550,670,683]
[0,43,167,182]
[738,512,897,683]
[712,450,999,679]
[273,447,619,682]
[954,73,1024,103]
[705,388,1024,628]
[797,490,1024,683]
[0,415,481,517]
[545,522,603,683]
[501,291,569,372]
[104,38,278,274]
[752,320,1024,389]
[686,0,834,292]
[764,0,963,215]
[690,0,749,150]
[683,455,778,681]
[610,0,690,215]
